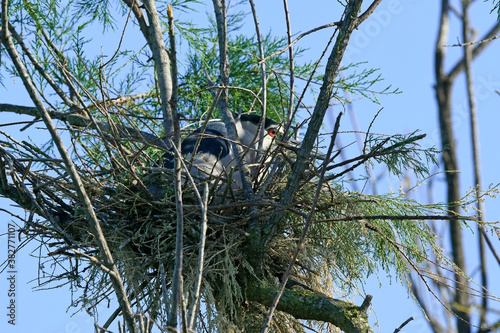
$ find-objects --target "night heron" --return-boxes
[147,113,320,197]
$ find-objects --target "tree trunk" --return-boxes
[435,2,470,331]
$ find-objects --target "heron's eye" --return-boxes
[268,128,277,137]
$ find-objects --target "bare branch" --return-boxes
[122,0,151,46]
[187,183,209,330]
[444,34,500,47]
[393,317,414,333]
[0,102,159,142]
[258,21,341,65]
[8,27,76,108]
[264,0,363,251]
[248,0,268,154]
[449,21,500,81]
[142,0,174,141]
[282,0,295,124]
[461,0,488,327]
[357,0,384,26]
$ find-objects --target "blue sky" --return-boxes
[1,1,500,332]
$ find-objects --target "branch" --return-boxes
[142,0,174,141]
[448,21,500,81]
[444,34,500,47]
[122,0,151,47]
[0,103,159,142]
[1,4,138,331]
[248,0,268,154]
[393,317,414,333]
[8,26,76,108]
[357,0,384,26]
[258,20,341,65]
[261,113,342,333]
[462,0,488,327]
[264,0,364,251]
[211,0,264,276]
[248,283,373,333]
[314,214,478,223]
[282,0,295,123]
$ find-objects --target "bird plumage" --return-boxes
[147,114,282,197]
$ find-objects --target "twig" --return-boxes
[261,113,342,333]
[393,317,414,333]
[101,1,134,69]
[122,0,150,44]
[248,0,268,154]
[448,21,500,81]
[282,0,295,124]
[444,34,500,47]
[187,183,209,330]
[258,20,341,65]
[314,214,479,223]
[0,103,159,142]
[8,27,76,108]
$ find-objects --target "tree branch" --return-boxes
[264,0,364,251]
[142,0,174,142]
[261,113,342,332]
[0,103,159,142]
[258,21,341,65]
[357,0,384,26]
[448,21,500,81]
[1,4,138,331]
[248,283,373,333]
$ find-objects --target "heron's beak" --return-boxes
[277,139,327,161]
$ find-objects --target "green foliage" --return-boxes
[74,0,118,31]
[491,0,500,20]
[279,179,446,297]
[367,131,439,179]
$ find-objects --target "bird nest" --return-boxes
[0,134,347,329]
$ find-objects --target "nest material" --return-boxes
[1,133,344,329]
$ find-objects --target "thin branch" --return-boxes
[261,113,343,333]
[211,0,263,276]
[258,21,341,65]
[314,214,479,224]
[444,34,500,47]
[122,0,151,46]
[282,0,295,124]
[357,0,384,26]
[248,0,268,154]
[8,27,76,107]
[393,317,414,333]
[1,3,138,331]
[264,0,363,252]
[187,183,209,330]
[449,21,500,81]
[0,103,159,142]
